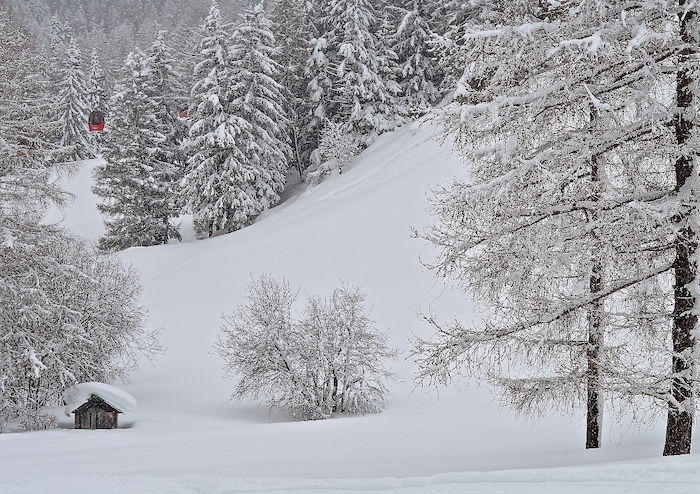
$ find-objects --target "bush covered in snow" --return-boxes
[305,121,359,184]
[217,276,395,420]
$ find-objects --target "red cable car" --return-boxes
[88,110,105,132]
[178,108,190,120]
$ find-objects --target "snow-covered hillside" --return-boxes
[2,124,698,493]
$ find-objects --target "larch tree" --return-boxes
[413,0,700,455]
[57,37,94,162]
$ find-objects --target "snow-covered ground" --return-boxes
[3,123,698,493]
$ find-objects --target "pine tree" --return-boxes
[182,1,255,238]
[94,50,181,251]
[57,37,94,162]
[393,0,439,113]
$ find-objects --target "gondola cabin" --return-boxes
[88,110,105,132]
[64,382,137,430]
[178,108,190,120]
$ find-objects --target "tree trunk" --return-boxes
[586,106,603,449]
[664,0,698,457]
[587,257,603,449]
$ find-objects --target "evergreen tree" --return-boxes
[182,1,254,238]
[0,6,61,164]
[57,37,94,162]
[144,29,188,210]
[228,2,290,211]
[87,49,107,111]
[270,0,317,173]
[393,0,439,113]
[94,50,181,251]
[322,0,402,147]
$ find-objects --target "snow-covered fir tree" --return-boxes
[321,0,403,147]
[270,0,317,173]
[143,29,188,208]
[183,1,289,238]
[94,49,181,251]
[57,37,94,162]
[182,1,254,238]
[0,6,60,164]
[87,49,107,112]
[228,2,290,211]
[413,0,700,456]
[393,0,439,113]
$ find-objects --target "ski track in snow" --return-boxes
[2,123,698,493]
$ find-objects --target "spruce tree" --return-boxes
[144,29,188,211]
[94,50,181,251]
[323,0,402,147]
[228,2,290,212]
[182,1,254,238]
[87,49,107,112]
[394,0,439,113]
[57,38,94,162]
[270,0,317,173]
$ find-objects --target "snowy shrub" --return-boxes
[0,231,159,431]
[217,276,395,420]
[0,146,158,430]
[305,121,358,184]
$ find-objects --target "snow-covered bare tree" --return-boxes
[57,37,94,161]
[217,276,395,420]
[413,0,700,455]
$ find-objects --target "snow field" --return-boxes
[2,123,697,492]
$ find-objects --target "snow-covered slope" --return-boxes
[2,123,698,493]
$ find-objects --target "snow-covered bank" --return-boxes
[2,123,695,492]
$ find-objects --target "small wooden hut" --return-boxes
[64,382,137,430]
[73,395,121,429]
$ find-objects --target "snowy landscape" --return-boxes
[2,0,700,493]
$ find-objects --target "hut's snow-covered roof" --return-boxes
[64,382,137,416]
